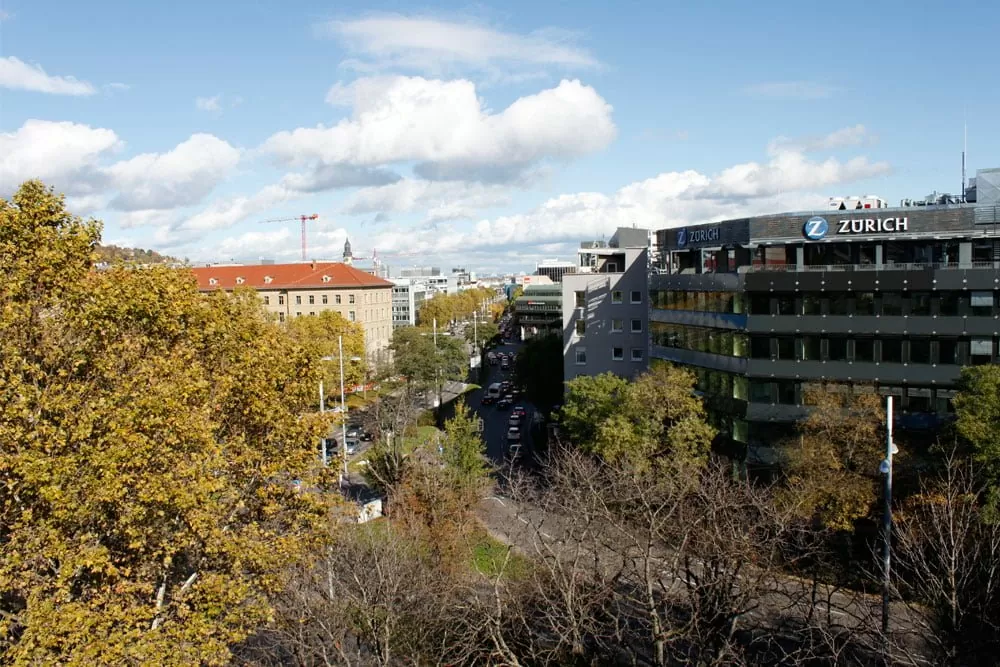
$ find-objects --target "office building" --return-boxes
[650,166,1000,457]
[399,266,440,278]
[535,258,577,283]
[390,278,428,328]
[563,227,650,382]
[191,261,394,361]
[513,283,563,338]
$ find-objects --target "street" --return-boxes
[465,341,538,464]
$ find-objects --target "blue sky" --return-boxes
[2,0,998,273]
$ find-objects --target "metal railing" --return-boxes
[650,261,1000,276]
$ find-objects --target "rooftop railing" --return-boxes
[650,261,1000,276]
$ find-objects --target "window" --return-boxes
[971,291,994,316]
[881,338,903,363]
[829,294,849,316]
[971,338,993,365]
[630,290,642,304]
[575,320,586,335]
[854,338,875,362]
[776,336,795,360]
[631,348,644,362]
[800,336,821,361]
[630,319,643,333]
[575,291,586,308]
[349,294,356,304]
[749,380,772,403]
[939,292,960,316]
[776,381,797,405]
[278,295,285,305]
[855,292,875,316]
[295,295,302,305]
[278,312,285,322]
[611,318,624,332]
[308,295,315,305]
[309,311,316,316]
[777,294,795,315]
[827,337,848,362]
[336,294,342,305]
[750,336,771,359]
[910,339,931,364]
[938,339,959,365]
[750,294,771,315]
[349,311,356,322]
[802,295,821,315]
[322,295,328,305]
[612,347,624,361]
[911,292,932,316]
[296,312,302,317]
[881,293,903,316]
[263,296,270,305]
[575,348,587,365]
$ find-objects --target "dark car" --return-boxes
[498,395,513,409]
[512,406,527,418]
[481,394,496,406]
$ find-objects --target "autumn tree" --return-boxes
[513,333,564,413]
[286,308,368,397]
[440,402,492,501]
[0,182,334,664]
[779,387,885,531]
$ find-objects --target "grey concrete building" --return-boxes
[390,278,428,328]
[563,228,650,383]
[649,166,1000,458]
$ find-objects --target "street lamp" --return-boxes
[319,337,363,487]
[880,395,900,639]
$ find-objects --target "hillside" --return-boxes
[95,244,179,265]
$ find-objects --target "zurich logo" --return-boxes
[677,228,688,247]
[803,216,828,240]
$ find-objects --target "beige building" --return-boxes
[190,261,394,360]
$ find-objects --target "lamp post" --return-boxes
[880,395,899,640]
[319,380,327,466]
[319,340,363,488]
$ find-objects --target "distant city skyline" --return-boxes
[2,0,999,274]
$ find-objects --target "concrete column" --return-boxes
[795,245,805,270]
[959,242,972,268]
[875,244,884,267]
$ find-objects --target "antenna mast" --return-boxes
[962,122,968,202]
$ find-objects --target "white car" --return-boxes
[507,426,521,442]
[508,414,521,427]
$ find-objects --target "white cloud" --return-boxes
[767,124,874,155]
[743,81,842,100]
[341,179,511,221]
[216,228,293,258]
[195,95,222,112]
[263,76,615,181]
[0,56,96,95]
[0,120,122,192]
[321,14,598,75]
[105,133,241,211]
[174,183,297,232]
[0,10,10,21]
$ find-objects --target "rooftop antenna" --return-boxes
[962,119,968,202]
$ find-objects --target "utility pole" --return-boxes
[319,380,327,466]
[881,395,898,642]
[339,336,348,488]
[473,310,479,352]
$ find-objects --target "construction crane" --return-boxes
[257,214,319,261]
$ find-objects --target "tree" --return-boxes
[286,309,367,397]
[954,365,1000,510]
[441,402,491,500]
[778,387,885,531]
[466,319,499,353]
[390,326,467,391]
[514,333,564,413]
[561,372,628,446]
[0,182,334,664]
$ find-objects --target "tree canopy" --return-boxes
[286,309,368,396]
[954,365,1000,510]
[416,287,497,327]
[0,181,334,664]
[390,326,468,390]
[513,333,564,413]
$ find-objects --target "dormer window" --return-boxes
[263,276,273,284]
[235,277,245,285]
[209,278,218,286]
[322,275,331,283]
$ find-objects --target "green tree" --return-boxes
[954,365,1000,510]
[466,319,499,353]
[440,402,491,499]
[286,309,368,398]
[561,372,629,446]
[514,333,564,413]
[0,182,334,664]
[778,387,884,531]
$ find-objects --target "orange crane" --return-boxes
[258,214,319,261]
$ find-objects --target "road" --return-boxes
[465,341,538,464]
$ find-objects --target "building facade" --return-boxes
[191,262,394,360]
[563,228,650,382]
[390,278,428,328]
[535,259,577,283]
[650,174,1000,457]
[513,283,563,338]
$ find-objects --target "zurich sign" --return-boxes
[803,216,829,240]
[677,228,688,247]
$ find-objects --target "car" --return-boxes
[507,426,521,442]
[500,381,513,392]
[498,396,513,409]
[508,414,521,427]
[512,406,527,418]
[481,394,496,406]
[501,360,510,370]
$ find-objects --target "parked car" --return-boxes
[481,394,496,406]
[498,396,513,409]
[507,426,521,442]
[512,406,527,418]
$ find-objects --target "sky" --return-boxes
[2,0,999,275]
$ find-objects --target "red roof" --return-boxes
[189,262,392,291]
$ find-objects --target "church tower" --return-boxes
[343,237,353,265]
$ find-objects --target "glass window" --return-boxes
[751,336,771,359]
[938,339,959,365]
[854,338,875,362]
[828,337,848,361]
[750,294,771,315]
[972,241,993,264]
[630,319,643,333]
[336,294,342,304]
[910,339,931,364]
[295,295,302,305]
[802,295,821,315]
[575,348,587,364]
[575,291,586,308]
[349,311,356,322]
[611,318,623,332]
[296,312,302,317]
[631,348,644,362]
[575,320,586,335]
[749,380,772,403]
[911,292,931,316]
[776,381,797,405]
[777,295,795,315]
[612,347,624,361]
[309,311,315,316]
[971,338,993,365]
[881,338,903,363]
[906,389,933,413]
[611,290,623,304]
[322,294,328,304]
[828,294,848,315]
[349,294,356,304]
[278,312,285,322]
[938,292,959,316]
[801,336,821,361]
[278,295,285,305]
[776,336,795,360]
[971,291,994,316]
[855,292,875,315]
[308,295,315,305]
[263,296,270,305]
[631,291,642,304]
[881,293,903,316]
